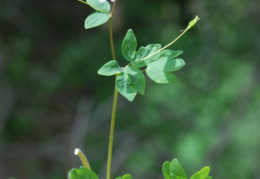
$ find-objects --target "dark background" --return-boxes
[0,0,260,178]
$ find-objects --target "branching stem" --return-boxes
[131,27,190,68]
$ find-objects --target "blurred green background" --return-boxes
[0,0,260,178]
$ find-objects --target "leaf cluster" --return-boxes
[162,159,212,179]
[98,29,185,101]
[83,0,112,29]
[69,158,212,179]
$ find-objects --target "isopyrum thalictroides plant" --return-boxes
[69,0,212,179]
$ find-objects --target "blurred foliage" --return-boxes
[0,0,260,179]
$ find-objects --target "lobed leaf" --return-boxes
[86,0,111,13]
[115,174,132,179]
[162,159,187,179]
[116,72,137,101]
[85,12,110,29]
[121,29,137,62]
[190,166,211,179]
[98,60,123,76]
[69,166,99,179]
[146,58,185,84]
[125,66,146,95]
[131,44,161,68]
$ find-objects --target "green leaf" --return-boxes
[125,66,145,95]
[147,69,176,84]
[116,72,137,101]
[163,58,185,72]
[98,60,123,76]
[69,166,99,179]
[158,50,183,60]
[86,0,111,13]
[115,174,132,179]
[162,159,187,179]
[162,161,172,179]
[131,44,161,68]
[190,166,211,179]
[85,12,110,29]
[146,58,185,84]
[121,29,137,62]
[205,176,212,179]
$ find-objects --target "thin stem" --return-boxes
[106,76,118,179]
[74,148,91,169]
[111,0,117,16]
[106,1,118,179]
[109,18,116,60]
[131,27,189,68]
[130,16,200,67]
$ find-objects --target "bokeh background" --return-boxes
[1,0,260,178]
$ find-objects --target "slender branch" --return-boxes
[130,16,200,67]
[111,0,117,16]
[109,0,117,60]
[106,1,118,179]
[131,28,189,68]
[74,148,91,169]
[106,77,118,179]
[109,19,116,60]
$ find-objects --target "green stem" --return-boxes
[106,1,118,179]
[131,27,190,68]
[111,0,117,16]
[74,148,91,169]
[109,18,116,60]
[106,78,118,179]
[130,15,200,68]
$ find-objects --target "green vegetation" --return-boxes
[70,158,212,179]
[0,0,259,178]
[69,0,207,178]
